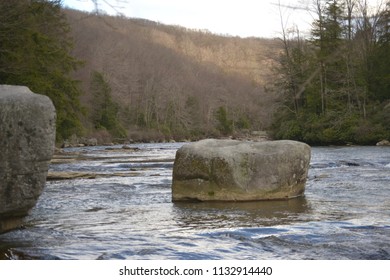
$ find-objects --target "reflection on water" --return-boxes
[173,197,310,230]
[0,144,389,259]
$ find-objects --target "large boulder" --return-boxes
[0,85,56,233]
[172,139,311,202]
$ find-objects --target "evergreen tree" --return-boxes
[311,0,346,114]
[0,0,84,141]
[90,71,126,138]
[368,1,390,102]
[215,106,233,136]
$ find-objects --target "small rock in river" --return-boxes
[376,140,390,146]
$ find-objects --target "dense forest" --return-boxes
[272,0,390,144]
[0,0,84,141]
[1,0,389,145]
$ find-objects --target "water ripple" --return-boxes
[1,144,389,260]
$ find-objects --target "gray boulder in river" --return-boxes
[172,139,311,202]
[0,85,56,233]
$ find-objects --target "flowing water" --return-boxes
[1,143,389,259]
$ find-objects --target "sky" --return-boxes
[62,0,382,38]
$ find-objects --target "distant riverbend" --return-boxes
[1,143,389,259]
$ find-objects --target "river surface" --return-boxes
[1,143,389,259]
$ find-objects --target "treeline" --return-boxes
[1,1,279,143]
[271,0,390,145]
[2,1,387,145]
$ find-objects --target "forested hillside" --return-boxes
[65,9,281,142]
[1,0,388,145]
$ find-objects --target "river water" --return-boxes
[1,143,389,259]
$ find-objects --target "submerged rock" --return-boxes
[0,85,56,233]
[172,139,311,202]
[47,171,141,180]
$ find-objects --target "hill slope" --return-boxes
[66,10,282,142]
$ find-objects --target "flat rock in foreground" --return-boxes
[0,85,56,233]
[172,139,311,202]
